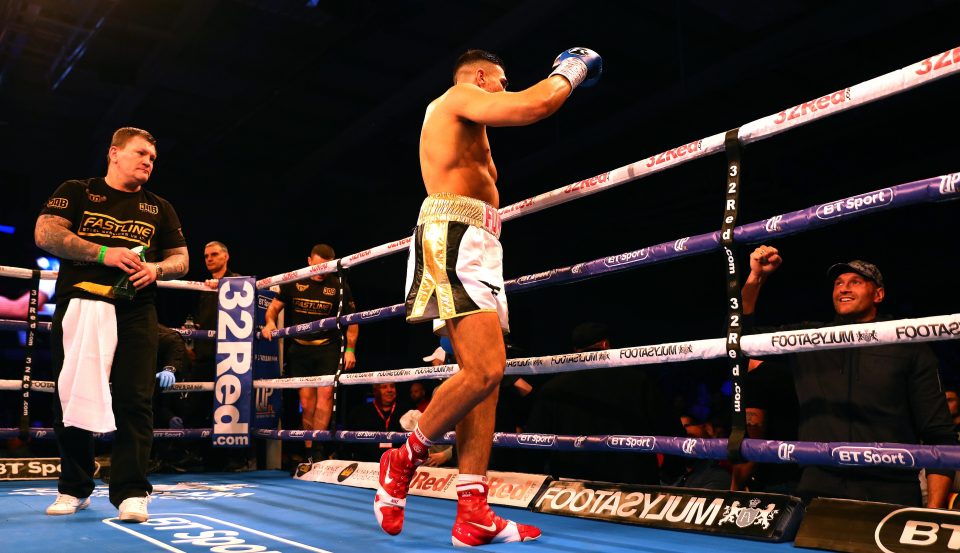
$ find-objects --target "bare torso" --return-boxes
[420,90,499,207]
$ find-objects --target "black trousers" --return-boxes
[52,299,158,507]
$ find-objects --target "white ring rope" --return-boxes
[4,313,955,392]
[0,380,213,392]
[0,266,57,280]
[332,313,960,385]
[0,265,214,292]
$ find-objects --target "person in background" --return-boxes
[345,383,406,462]
[262,243,358,462]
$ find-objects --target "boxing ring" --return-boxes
[1,45,959,552]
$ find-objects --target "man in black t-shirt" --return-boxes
[35,127,188,522]
[261,243,358,460]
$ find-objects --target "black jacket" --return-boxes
[745,314,956,482]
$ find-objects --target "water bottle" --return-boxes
[183,314,196,350]
[111,247,146,300]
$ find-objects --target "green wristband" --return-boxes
[345,347,355,353]
[97,245,107,265]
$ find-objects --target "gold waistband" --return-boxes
[417,193,501,238]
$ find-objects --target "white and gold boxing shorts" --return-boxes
[404,193,508,335]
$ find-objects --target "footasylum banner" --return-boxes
[531,479,803,542]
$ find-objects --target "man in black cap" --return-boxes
[742,245,956,507]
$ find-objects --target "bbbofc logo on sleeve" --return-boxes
[47,198,68,209]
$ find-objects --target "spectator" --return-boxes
[743,246,956,507]
[945,386,960,428]
[408,381,430,413]
[345,383,405,461]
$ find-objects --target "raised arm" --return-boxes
[742,245,782,316]
[445,79,572,128]
[447,47,602,128]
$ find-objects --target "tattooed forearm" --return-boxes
[35,214,99,262]
[158,248,189,279]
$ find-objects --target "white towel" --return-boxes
[58,298,117,432]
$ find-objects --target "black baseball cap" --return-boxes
[827,260,884,288]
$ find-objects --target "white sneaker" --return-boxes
[46,493,90,516]
[118,495,150,523]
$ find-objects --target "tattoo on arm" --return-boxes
[35,215,99,262]
[159,247,189,279]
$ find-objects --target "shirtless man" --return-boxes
[374,48,601,547]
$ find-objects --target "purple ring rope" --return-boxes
[248,428,960,471]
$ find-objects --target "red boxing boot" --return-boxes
[451,479,541,547]
[374,447,418,535]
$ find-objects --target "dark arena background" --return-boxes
[0,1,958,552]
